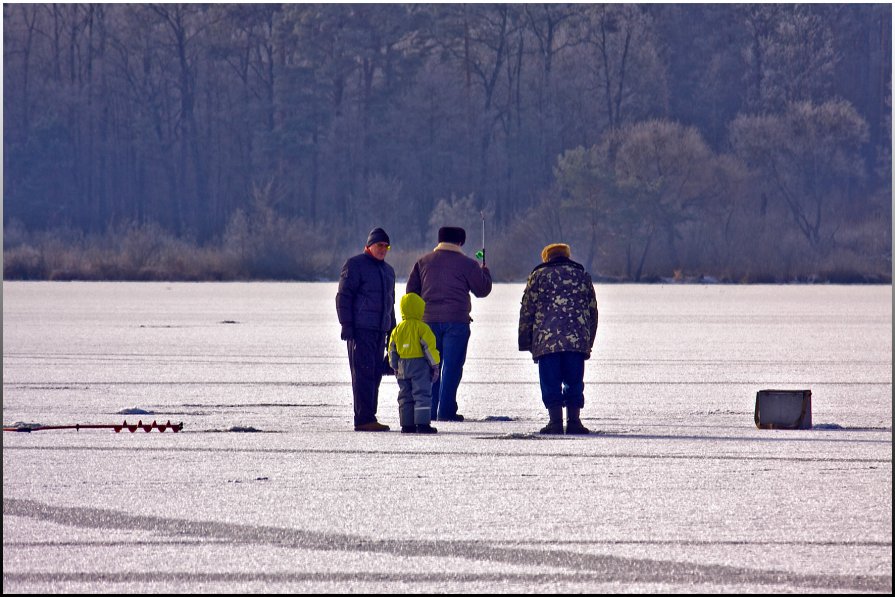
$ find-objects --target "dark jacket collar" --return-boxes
[531,256,584,274]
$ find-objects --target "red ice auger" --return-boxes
[3,420,183,433]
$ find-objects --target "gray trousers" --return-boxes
[396,358,433,426]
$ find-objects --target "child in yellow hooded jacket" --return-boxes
[388,293,441,433]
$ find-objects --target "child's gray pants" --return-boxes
[396,358,433,426]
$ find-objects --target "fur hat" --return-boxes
[541,243,571,262]
[437,226,466,246]
[366,227,390,247]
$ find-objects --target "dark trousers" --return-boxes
[537,351,586,410]
[347,329,387,426]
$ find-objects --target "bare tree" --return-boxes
[731,100,869,253]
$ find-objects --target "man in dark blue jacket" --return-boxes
[336,228,397,431]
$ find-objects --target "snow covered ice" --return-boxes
[3,282,892,593]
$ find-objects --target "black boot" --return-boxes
[540,406,564,435]
[565,407,590,435]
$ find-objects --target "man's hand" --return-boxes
[340,325,354,341]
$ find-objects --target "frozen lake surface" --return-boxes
[3,282,892,593]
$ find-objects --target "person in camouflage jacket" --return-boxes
[518,243,598,435]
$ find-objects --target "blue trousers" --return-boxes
[537,351,586,410]
[428,322,470,419]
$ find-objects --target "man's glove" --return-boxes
[431,366,441,383]
[381,355,395,376]
[340,325,354,341]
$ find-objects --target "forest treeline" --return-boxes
[3,4,892,282]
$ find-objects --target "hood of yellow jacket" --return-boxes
[400,292,425,321]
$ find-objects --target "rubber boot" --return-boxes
[539,406,564,435]
[565,406,590,435]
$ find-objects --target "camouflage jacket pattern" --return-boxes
[518,257,598,360]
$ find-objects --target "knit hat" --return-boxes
[541,243,571,262]
[366,227,390,247]
[437,226,466,246]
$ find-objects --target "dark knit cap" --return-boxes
[437,226,466,246]
[366,227,390,247]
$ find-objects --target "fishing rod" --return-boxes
[475,210,486,266]
[3,420,183,433]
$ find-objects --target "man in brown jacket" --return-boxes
[406,227,492,421]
